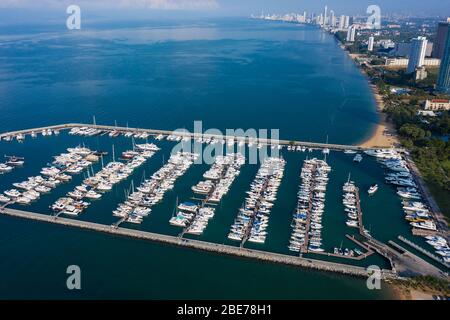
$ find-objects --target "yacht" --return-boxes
[0,164,13,173]
[410,221,437,231]
[0,195,11,203]
[178,202,198,213]
[346,220,358,227]
[367,184,378,195]
[6,156,25,166]
[364,148,401,159]
[4,189,21,198]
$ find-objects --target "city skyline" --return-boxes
[0,0,449,16]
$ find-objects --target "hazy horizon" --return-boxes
[0,0,448,24]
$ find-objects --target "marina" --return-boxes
[172,153,245,236]
[2,146,98,206]
[228,157,285,245]
[0,123,448,280]
[114,151,196,225]
[0,15,449,299]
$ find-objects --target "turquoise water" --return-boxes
[0,18,418,299]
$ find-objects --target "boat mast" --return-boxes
[172,197,178,218]
[112,144,116,162]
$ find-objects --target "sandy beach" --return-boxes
[345,52,399,148]
[358,85,399,148]
[388,283,437,300]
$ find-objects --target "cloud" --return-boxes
[0,0,219,10]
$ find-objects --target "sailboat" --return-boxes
[322,135,330,155]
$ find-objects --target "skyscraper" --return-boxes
[407,36,428,74]
[346,26,356,42]
[368,36,374,51]
[339,15,345,29]
[433,21,449,59]
[330,10,335,28]
[437,25,450,93]
[324,6,328,26]
[344,16,350,29]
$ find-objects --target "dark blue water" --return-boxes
[0,18,402,299]
[0,18,378,143]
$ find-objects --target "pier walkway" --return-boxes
[397,236,449,270]
[0,207,397,279]
[0,123,392,152]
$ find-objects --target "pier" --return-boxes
[301,162,316,254]
[0,122,390,152]
[0,207,397,279]
[397,236,449,269]
[355,187,366,236]
[387,240,448,278]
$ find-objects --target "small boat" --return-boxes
[353,154,363,163]
[368,184,378,195]
[0,194,11,203]
[6,156,25,166]
[0,164,13,173]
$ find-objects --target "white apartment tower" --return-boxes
[344,16,350,29]
[339,15,345,29]
[346,26,356,42]
[330,10,335,28]
[407,36,428,74]
[368,36,374,51]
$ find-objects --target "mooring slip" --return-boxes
[0,207,396,279]
[0,122,390,151]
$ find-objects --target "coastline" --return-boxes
[359,85,399,148]
[342,50,399,148]
[387,282,438,300]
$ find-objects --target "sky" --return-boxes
[0,0,448,21]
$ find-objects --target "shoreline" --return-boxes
[343,51,399,148]
[359,84,399,148]
[387,282,440,300]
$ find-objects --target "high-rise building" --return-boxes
[407,36,428,74]
[437,25,450,93]
[344,16,350,29]
[339,15,345,29]
[346,26,356,42]
[330,10,335,28]
[323,6,328,26]
[433,21,449,59]
[317,14,323,25]
[368,36,374,51]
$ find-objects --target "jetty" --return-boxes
[397,236,449,269]
[0,207,397,279]
[0,122,395,152]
